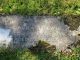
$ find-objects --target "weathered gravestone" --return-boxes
[0,15,80,50]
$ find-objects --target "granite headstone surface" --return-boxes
[0,15,79,50]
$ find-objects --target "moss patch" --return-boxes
[61,15,80,30]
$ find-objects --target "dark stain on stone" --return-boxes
[61,15,80,30]
[78,34,80,36]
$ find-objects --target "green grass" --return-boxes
[0,0,80,15]
[0,47,80,60]
[0,41,80,60]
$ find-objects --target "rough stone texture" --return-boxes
[0,15,79,50]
